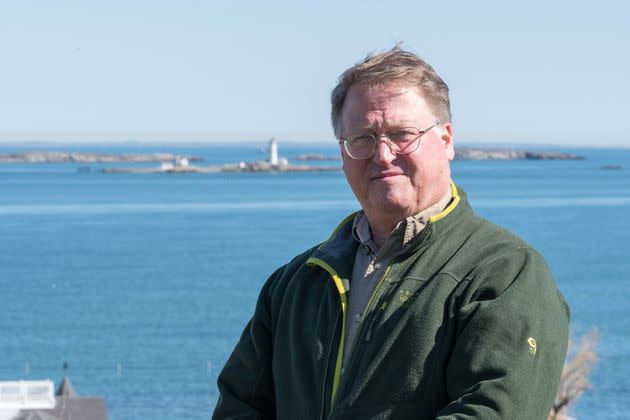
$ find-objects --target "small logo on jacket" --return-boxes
[399,289,413,304]
[527,337,537,355]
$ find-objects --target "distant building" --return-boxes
[0,376,107,420]
[175,157,189,167]
[161,157,189,171]
[0,380,55,420]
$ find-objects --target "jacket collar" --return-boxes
[308,182,470,284]
[351,187,454,256]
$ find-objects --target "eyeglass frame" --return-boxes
[338,121,441,160]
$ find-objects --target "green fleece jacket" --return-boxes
[213,186,569,420]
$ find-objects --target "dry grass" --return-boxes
[548,330,599,420]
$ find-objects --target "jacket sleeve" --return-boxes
[436,247,569,420]
[212,266,285,420]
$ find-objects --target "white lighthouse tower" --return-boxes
[269,137,279,166]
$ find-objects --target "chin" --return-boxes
[369,195,414,218]
[369,184,413,207]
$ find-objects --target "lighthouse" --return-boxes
[269,137,279,166]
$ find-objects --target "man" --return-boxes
[213,47,569,419]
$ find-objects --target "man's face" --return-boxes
[340,83,455,226]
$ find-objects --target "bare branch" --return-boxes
[548,330,599,420]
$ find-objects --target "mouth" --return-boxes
[370,171,404,181]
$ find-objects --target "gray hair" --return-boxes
[330,46,452,138]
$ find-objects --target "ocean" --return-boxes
[1,143,628,419]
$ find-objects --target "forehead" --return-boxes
[341,83,433,129]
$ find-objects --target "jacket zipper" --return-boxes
[359,226,432,343]
[360,265,392,319]
[331,226,433,408]
[330,265,392,412]
[309,207,445,417]
[319,307,341,420]
[306,257,349,419]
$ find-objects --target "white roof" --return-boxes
[0,381,55,410]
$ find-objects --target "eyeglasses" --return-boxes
[339,122,440,160]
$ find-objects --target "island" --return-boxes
[0,151,201,164]
[454,148,584,160]
[296,153,341,161]
[101,139,340,174]
[101,160,340,174]
[1,143,586,175]
[295,149,585,161]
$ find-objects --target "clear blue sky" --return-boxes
[1,0,628,146]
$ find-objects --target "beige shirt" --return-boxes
[342,190,453,370]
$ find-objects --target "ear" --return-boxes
[440,122,455,161]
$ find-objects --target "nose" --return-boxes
[372,136,396,164]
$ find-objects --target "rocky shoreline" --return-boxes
[0,148,585,165]
[0,151,201,164]
[1,148,586,174]
[295,149,585,161]
[454,148,584,160]
[101,163,340,174]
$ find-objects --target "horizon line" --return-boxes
[0,139,628,150]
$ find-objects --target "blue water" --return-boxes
[1,144,628,419]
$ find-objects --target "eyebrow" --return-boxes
[352,124,417,133]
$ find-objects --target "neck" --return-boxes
[371,227,392,248]
[364,212,398,248]
[363,182,454,248]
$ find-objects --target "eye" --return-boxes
[349,134,374,145]
[389,129,419,142]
